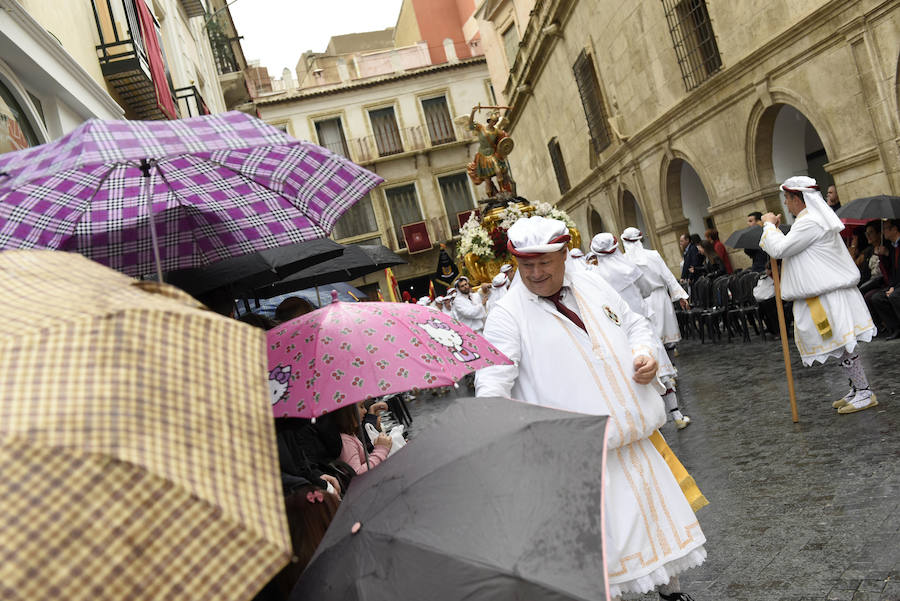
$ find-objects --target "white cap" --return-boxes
[491,273,509,288]
[507,216,571,257]
[446,288,458,297]
[435,295,445,303]
[621,227,643,242]
[781,175,842,232]
[590,233,618,254]
[417,297,431,305]
[499,263,513,273]
[569,248,585,259]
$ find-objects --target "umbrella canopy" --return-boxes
[292,396,610,601]
[254,244,405,297]
[267,302,511,418]
[244,283,368,319]
[0,111,382,279]
[724,223,790,250]
[836,195,900,220]
[165,238,344,296]
[0,250,291,601]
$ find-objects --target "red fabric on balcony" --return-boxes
[135,0,176,120]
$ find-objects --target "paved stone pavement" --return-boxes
[402,335,900,601]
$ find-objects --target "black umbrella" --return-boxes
[292,396,609,601]
[724,223,790,250]
[835,195,900,220]
[254,244,405,297]
[163,238,344,296]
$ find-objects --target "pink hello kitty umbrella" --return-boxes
[267,302,512,418]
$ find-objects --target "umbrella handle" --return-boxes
[771,257,799,423]
[140,159,165,284]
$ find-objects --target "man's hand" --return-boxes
[632,355,658,385]
[762,212,780,225]
[320,474,341,498]
[679,298,690,311]
[888,287,895,298]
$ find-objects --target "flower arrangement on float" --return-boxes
[457,201,580,284]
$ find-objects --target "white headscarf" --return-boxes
[620,226,650,266]
[507,216,570,256]
[781,176,843,232]
[588,232,643,291]
[491,272,509,288]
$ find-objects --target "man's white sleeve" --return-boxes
[611,287,658,361]
[655,255,688,301]
[759,220,821,259]
[475,306,520,398]
[453,295,486,321]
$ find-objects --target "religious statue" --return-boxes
[464,104,516,206]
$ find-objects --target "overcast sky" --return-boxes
[229,0,405,75]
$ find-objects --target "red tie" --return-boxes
[544,289,586,332]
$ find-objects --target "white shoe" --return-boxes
[837,390,878,414]
[675,416,691,429]
[833,388,855,409]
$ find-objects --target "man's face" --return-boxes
[886,224,900,242]
[747,215,760,227]
[679,235,689,250]
[517,249,567,297]
[785,192,805,217]
[456,279,471,294]
[826,185,838,206]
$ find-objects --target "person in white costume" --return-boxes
[621,227,690,347]
[451,276,487,333]
[589,233,692,430]
[761,176,878,414]
[486,272,509,314]
[476,216,706,601]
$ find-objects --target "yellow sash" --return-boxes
[805,296,832,339]
[649,431,709,512]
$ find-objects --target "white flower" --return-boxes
[458,217,495,260]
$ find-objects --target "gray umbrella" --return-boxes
[253,244,405,297]
[291,396,609,601]
[724,223,790,250]
[835,195,900,220]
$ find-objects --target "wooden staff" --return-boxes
[474,104,514,111]
[770,256,799,422]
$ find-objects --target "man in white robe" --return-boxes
[761,176,878,414]
[476,216,706,601]
[486,272,509,314]
[621,227,689,347]
[452,276,487,333]
[589,233,692,430]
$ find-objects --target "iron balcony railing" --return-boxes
[174,86,210,118]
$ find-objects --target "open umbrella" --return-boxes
[253,244,405,298]
[724,223,790,250]
[164,238,344,296]
[291,396,611,601]
[0,111,382,281]
[267,302,512,418]
[0,250,291,601]
[835,195,900,220]
[246,283,368,319]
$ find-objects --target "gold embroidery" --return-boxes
[805,296,832,339]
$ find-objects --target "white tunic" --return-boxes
[760,210,876,365]
[485,285,508,314]
[476,268,706,597]
[452,291,486,333]
[623,243,688,344]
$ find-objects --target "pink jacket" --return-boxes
[339,433,389,474]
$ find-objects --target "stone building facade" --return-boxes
[475,0,900,268]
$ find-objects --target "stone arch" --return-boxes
[589,208,604,237]
[660,153,714,238]
[748,96,834,222]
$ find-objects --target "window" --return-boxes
[662,0,722,91]
[438,173,475,235]
[547,138,570,195]
[421,96,456,145]
[572,50,611,154]
[384,184,423,249]
[368,106,403,157]
[332,192,379,241]
[0,78,40,154]
[314,117,349,157]
[502,24,519,68]
[486,81,497,105]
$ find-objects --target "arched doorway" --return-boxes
[755,104,831,223]
[622,190,649,246]
[590,209,604,237]
[664,159,712,237]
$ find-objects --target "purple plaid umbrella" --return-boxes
[0,112,382,281]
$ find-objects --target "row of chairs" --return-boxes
[676,271,768,343]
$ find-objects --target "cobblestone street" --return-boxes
[405,335,900,601]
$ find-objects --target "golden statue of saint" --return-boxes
[464,104,516,199]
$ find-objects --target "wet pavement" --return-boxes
[402,334,900,601]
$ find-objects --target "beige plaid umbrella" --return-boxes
[0,250,291,601]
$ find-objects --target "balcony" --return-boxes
[178,0,206,18]
[348,123,475,164]
[91,0,176,120]
[175,86,210,117]
[206,12,252,109]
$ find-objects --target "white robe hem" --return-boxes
[609,546,707,598]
